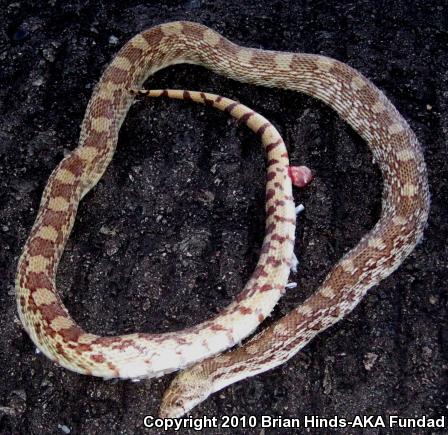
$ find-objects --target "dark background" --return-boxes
[1,1,446,434]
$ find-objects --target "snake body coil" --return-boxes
[16,22,429,417]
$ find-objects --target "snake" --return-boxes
[16,21,430,418]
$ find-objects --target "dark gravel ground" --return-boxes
[1,1,447,434]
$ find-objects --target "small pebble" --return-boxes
[42,48,55,62]
[58,424,71,434]
[32,78,44,87]
[106,242,119,256]
[99,226,117,236]
[295,204,305,214]
[363,352,378,371]
[109,35,119,45]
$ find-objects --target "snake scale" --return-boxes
[16,21,429,417]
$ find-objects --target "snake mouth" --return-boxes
[159,401,188,419]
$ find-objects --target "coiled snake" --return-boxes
[16,21,430,417]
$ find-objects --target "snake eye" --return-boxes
[174,399,184,408]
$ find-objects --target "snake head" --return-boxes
[159,365,213,418]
